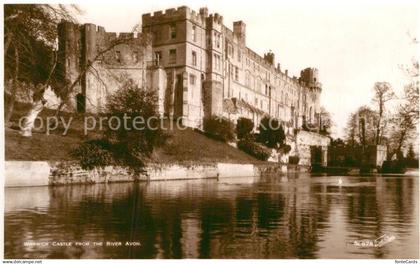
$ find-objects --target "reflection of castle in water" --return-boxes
[4,176,419,259]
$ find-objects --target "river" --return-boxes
[4,173,419,259]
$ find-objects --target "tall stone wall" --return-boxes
[294,131,330,166]
[57,21,157,113]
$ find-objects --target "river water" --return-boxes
[4,174,419,259]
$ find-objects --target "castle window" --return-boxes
[133,51,139,63]
[245,72,249,87]
[154,51,162,65]
[214,54,221,70]
[234,66,239,81]
[169,49,176,64]
[213,32,221,48]
[192,51,197,66]
[154,30,161,42]
[192,25,197,42]
[115,51,121,63]
[230,64,234,78]
[170,24,177,39]
[227,43,233,57]
[190,74,196,85]
[237,50,241,62]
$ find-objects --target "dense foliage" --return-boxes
[203,116,235,142]
[70,139,113,170]
[237,139,271,161]
[236,117,254,140]
[256,117,285,148]
[72,80,166,174]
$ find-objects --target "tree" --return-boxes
[388,36,419,156]
[256,117,285,148]
[236,117,254,139]
[53,34,144,118]
[72,80,166,175]
[203,116,235,142]
[319,107,333,136]
[5,4,144,137]
[4,4,80,124]
[388,103,417,156]
[345,106,378,147]
[405,143,418,168]
[372,82,395,145]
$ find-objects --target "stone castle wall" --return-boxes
[57,21,158,113]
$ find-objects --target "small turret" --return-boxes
[263,51,275,65]
[233,21,246,45]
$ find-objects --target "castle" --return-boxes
[57,6,330,166]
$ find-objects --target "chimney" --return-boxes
[285,69,288,76]
[233,21,246,45]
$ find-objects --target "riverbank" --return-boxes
[5,160,309,187]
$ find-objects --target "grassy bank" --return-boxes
[5,103,258,163]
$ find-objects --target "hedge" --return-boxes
[237,139,271,161]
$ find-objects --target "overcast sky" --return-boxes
[77,0,418,138]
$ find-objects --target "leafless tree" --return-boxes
[371,82,395,145]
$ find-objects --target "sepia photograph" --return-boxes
[1,0,419,262]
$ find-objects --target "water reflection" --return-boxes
[4,174,419,259]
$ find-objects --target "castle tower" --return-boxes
[300,67,322,125]
[142,6,224,128]
[57,20,83,112]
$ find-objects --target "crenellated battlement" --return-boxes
[142,6,210,27]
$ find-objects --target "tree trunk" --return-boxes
[396,130,407,155]
[4,33,13,58]
[375,101,383,145]
[5,47,19,125]
[20,50,58,135]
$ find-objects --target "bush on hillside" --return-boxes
[71,79,167,174]
[256,116,285,148]
[237,139,271,161]
[71,139,113,170]
[203,116,235,142]
[236,117,254,140]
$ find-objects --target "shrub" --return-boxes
[71,139,113,170]
[72,79,167,174]
[236,117,254,139]
[381,159,407,173]
[289,155,300,165]
[256,117,285,148]
[203,115,235,142]
[237,139,271,161]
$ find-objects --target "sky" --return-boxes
[76,0,418,138]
